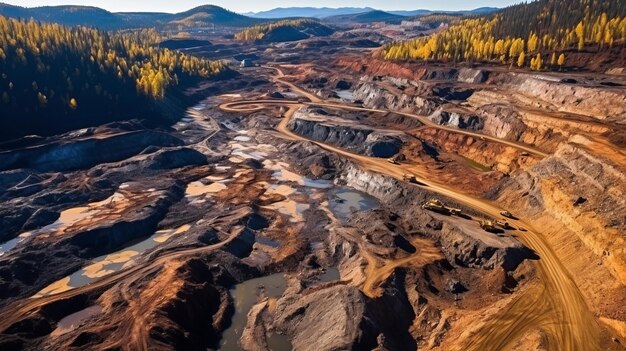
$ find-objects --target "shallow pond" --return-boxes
[219,273,289,351]
[318,267,340,282]
[33,224,190,298]
[328,188,378,222]
[462,156,492,172]
[51,305,102,337]
[334,90,354,101]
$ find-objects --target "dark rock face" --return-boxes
[370,139,401,158]
[432,86,474,101]
[274,285,374,350]
[287,117,402,158]
[274,274,416,351]
[446,279,468,294]
[0,182,184,302]
[0,131,183,172]
[336,80,352,90]
[270,92,285,99]
[430,111,484,130]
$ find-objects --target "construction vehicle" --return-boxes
[422,199,450,214]
[449,208,463,216]
[500,210,514,219]
[403,174,417,183]
[480,220,500,233]
[495,219,512,229]
[387,158,399,165]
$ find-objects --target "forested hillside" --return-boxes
[0,4,264,30]
[0,15,226,140]
[381,0,626,69]
[234,19,334,42]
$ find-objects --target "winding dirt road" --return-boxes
[219,65,601,351]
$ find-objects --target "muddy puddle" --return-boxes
[334,90,355,101]
[264,200,309,223]
[32,224,191,298]
[228,138,276,162]
[51,305,102,337]
[263,160,332,189]
[328,188,378,222]
[462,156,492,172]
[219,273,290,351]
[319,267,340,282]
[0,232,31,256]
[186,179,228,197]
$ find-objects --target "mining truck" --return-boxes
[403,174,417,183]
[422,199,450,214]
[495,219,512,229]
[480,220,500,233]
[500,210,514,219]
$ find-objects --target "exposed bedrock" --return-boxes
[427,110,484,131]
[287,114,403,158]
[489,140,626,284]
[272,274,415,351]
[338,164,533,271]
[0,181,184,303]
[0,131,183,172]
[337,58,488,84]
[352,81,438,116]
[491,72,626,122]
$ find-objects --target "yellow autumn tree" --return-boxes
[517,52,526,67]
[558,53,566,70]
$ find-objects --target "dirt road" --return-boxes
[218,66,602,350]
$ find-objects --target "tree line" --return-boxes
[0,15,226,139]
[234,19,323,42]
[380,0,626,70]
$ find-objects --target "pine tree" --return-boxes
[575,21,585,50]
[518,52,526,68]
[558,53,566,70]
[69,98,78,109]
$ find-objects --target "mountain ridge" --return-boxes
[247,6,500,19]
[0,2,264,29]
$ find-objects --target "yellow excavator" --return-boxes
[480,220,500,233]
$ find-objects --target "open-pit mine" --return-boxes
[1,5,626,351]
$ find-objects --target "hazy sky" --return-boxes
[2,0,522,13]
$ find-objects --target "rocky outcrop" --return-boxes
[273,285,399,351]
[457,68,489,84]
[490,139,626,283]
[491,72,626,122]
[428,110,483,130]
[287,114,403,158]
[353,81,438,115]
[437,220,533,271]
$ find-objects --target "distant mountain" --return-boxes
[0,3,126,29]
[0,3,263,29]
[324,10,406,24]
[248,6,500,19]
[235,19,334,43]
[166,5,264,28]
[388,7,499,17]
[248,7,376,19]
